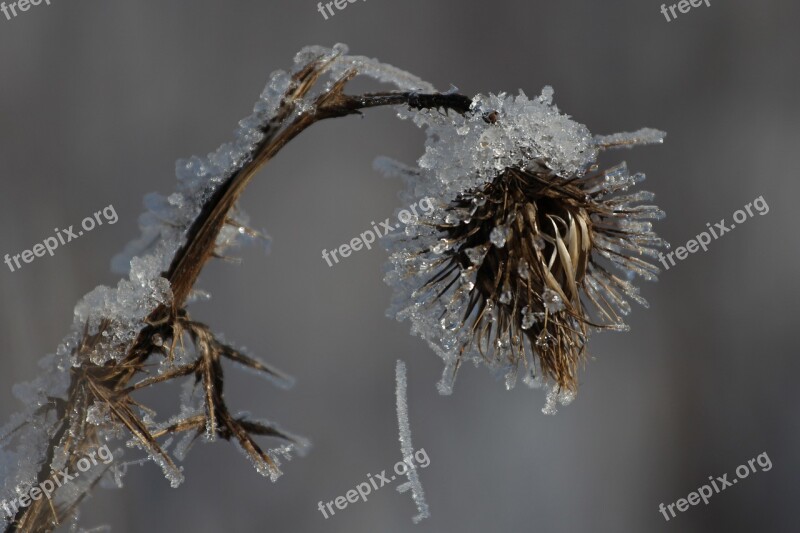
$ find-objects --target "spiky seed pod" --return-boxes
[381,89,666,410]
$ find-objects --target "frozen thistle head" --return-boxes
[382,87,667,407]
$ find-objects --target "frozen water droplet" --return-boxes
[440,312,461,332]
[490,226,509,248]
[608,321,631,332]
[86,402,111,426]
[504,365,518,390]
[542,288,565,313]
[167,193,185,208]
[535,332,556,349]
[518,260,530,280]
[522,370,540,388]
[431,239,450,254]
[542,384,576,415]
[459,267,476,290]
[538,86,554,105]
[521,306,536,330]
[465,244,488,266]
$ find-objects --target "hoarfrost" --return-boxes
[395,360,430,524]
[1,45,323,510]
[387,87,598,208]
[541,385,577,416]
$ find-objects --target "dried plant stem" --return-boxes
[8,53,472,533]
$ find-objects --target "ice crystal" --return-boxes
[392,88,598,207]
[86,403,111,426]
[542,288,565,314]
[489,225,509,248]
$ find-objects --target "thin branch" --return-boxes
[5,51,473,532]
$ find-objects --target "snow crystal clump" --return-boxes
[393,88,597,206]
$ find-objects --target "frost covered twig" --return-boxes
[1,45,475,533]
[394,361,430,524]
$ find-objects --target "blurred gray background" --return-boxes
[1,1,798,532]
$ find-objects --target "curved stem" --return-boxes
[7,58,472,532]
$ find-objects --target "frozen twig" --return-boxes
[2,44,470,532]
[394,360,430,524]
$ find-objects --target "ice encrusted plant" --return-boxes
[379,88,667,414]
[0,43,665,531]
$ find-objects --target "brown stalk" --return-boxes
[6,52,474,533]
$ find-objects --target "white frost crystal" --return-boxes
[520,306,536,330]
[489,226,509,248]
[542,288,565,314]
[541,384,577,416]
[392,87,598,208]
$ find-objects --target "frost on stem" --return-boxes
[394,360,430,524]
[1,45,367,531]
[1,42,480,531]
[380,83,667,412]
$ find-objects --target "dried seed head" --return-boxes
[381,88,666,406]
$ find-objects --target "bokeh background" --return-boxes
[1,1,798,532]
